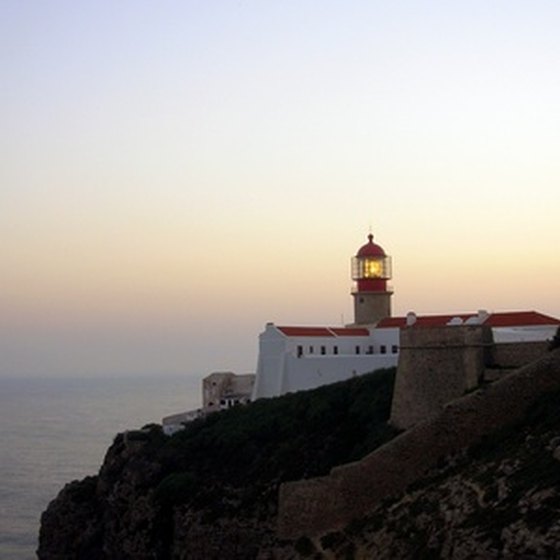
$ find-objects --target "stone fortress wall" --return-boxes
[390,325,492,430]
[490,340,548,369]
[390,326,549,431]
[277,335,560,539]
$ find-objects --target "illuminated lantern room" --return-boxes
[351,233,393,325]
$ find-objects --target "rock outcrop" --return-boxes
[39,429,277,559]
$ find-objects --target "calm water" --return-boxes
[0,375,201,560]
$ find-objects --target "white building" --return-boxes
[202,372,255,413]
[251,323,399,399]
[251,234,560,400]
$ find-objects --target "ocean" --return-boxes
[0,374,201,560]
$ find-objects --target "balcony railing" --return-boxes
[351,282,394,294]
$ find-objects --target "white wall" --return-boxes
[252,323,400,400]
[252,325,288,399]
[492,325,558,343]
[281,354,398,395]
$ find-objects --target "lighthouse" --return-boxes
[351,233,393,324]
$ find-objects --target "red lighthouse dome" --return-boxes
[356,233,386,258]
[351,233,393,324]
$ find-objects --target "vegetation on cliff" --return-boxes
[155,367,397,506]
[39,368,397,559]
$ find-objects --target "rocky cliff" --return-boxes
[38,369,396,559]
[39,350,560,559]
[39,424,282,559]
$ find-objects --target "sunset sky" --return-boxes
[2,1,559,377]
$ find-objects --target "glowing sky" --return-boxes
[2,1,559,377]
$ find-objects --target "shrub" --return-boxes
[155,368,397,506]
[154,471,199,508]
[294,536,315,557]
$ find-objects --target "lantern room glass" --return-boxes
[352,256,392,280]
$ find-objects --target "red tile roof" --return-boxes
[276,326,370,337]
[277,327,334,337]
[486,311,560,327]
[377,311,560,329]
[275,312,559,337]
[330,327,370,337]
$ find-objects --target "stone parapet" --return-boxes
[491,341,549,369]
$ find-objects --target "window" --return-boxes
[333,346,338,355]
[320,346,326,355]
[309,346,314,354]
[380,345,387,354]
[392,345,399,354]
[355,346,361,355]
[297,345,303,358]
[367,345,374,355]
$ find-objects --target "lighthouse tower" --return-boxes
[351,233,393,325]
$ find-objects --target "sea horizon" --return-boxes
[0,373,201,559]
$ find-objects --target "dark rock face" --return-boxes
[38,429,277,560]
[39,432,170,559]
[39,476,103,560]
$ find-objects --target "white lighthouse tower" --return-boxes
[351,233,393,325]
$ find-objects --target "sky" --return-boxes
[2,1,559,377]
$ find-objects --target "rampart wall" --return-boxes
[490,340,549,369]
[277,349,560,539]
